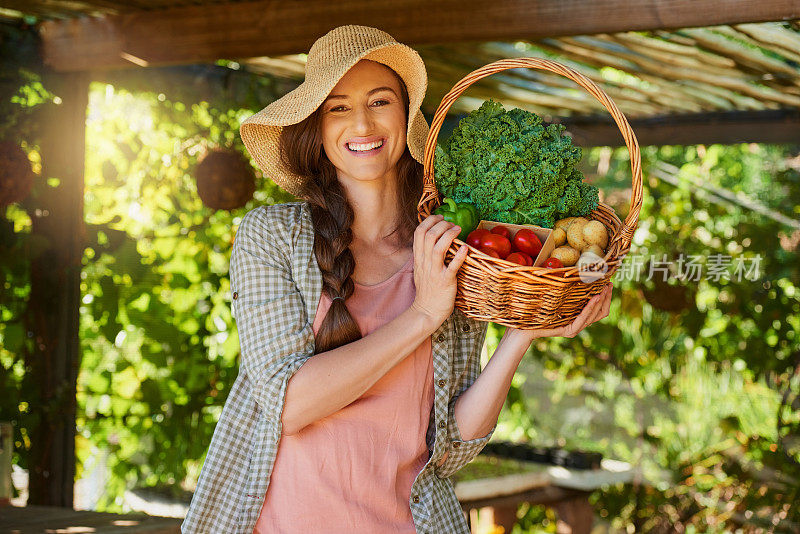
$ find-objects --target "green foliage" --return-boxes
[0,32,294,507]
[0,22,52,140]
[494,142,800,531]
[73,83,294,508]
[2,21,798,528]
[433,99,599,227]
[0,20,55,488]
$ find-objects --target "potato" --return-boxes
[577,250,607,281]
[583,244,605,257]
[578,250,604,266]
[566,217,589,250]
[551,227,567,247]
[551,246,580,267]
[554,217,576,232]
[582,220,608,249]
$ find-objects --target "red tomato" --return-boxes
[478,246,501,258]
[467,228,491,249]
[543,257,563,268]
[505,252,530,266]
[490,225,511,239]
[479,233,512,259]
[518,252,533,266]
[513,229,543,258]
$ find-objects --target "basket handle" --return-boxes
[417,57,643,258]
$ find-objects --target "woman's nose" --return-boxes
[351,104,375,130]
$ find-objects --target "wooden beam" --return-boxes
[560,109,800,146]
[432,109,800,146]
[460,485,590,510]
[27,70,89,507]
[39,0,800,72]
[92,63,294,108]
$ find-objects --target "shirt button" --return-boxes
[232,291,238,300]
[438,421,446,429]
[437,379,446,387]
[461,323,470,332]
[436,333,446,343]
[453,441,461,448]
[412,495,420,503]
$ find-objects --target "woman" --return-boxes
[181,25,612,534]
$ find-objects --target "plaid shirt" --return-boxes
[181,201,495,533]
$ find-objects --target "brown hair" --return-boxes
[278,62,423,354]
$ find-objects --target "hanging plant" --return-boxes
[194,147,255,210]
[0,141,35,208]
[640,260,696,313]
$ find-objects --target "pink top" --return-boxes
[253,255,434,534]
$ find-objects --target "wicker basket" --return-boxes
[416,58,643,329]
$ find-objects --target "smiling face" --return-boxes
[320,59,408,188]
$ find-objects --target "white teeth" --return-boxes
[347,140,384,151]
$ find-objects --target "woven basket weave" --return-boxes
[416,58,643,329]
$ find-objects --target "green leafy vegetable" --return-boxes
[434,99,599,228]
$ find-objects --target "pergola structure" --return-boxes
[1,0,798,510]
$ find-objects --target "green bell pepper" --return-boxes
[433,197,480,241]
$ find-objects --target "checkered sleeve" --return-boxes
[434,316,496,479]
[230,205,315,424]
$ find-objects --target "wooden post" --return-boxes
[1,422,12,505]
[25,71,89,507]
[554,496,594,534]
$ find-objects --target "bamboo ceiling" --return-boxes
[243,22,800,121]
[2,1,799,124]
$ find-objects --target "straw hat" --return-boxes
[240,25,430,197]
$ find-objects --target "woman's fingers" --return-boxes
[446,244,469,275]
[582,292,603,320]
[592,288,609,319]
[434,225,461,261]
[424,219,457,258]
[586,285,613,324]
[588,285,612,323]
[564,291,604,337]
[414,214,443,259]
[410,214,467,326]
[599,286,612,319]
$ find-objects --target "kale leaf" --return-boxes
[433,100,599,228]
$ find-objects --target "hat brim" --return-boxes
[240,40,429,197]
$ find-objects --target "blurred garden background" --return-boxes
[1,4,799,533]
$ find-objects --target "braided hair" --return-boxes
[278,63,423,354]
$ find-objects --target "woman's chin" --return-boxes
[342,165,398,184]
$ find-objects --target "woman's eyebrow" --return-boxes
[324,86,398,102]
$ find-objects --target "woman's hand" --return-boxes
[410,213,469,328]
[507,284,613,341]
